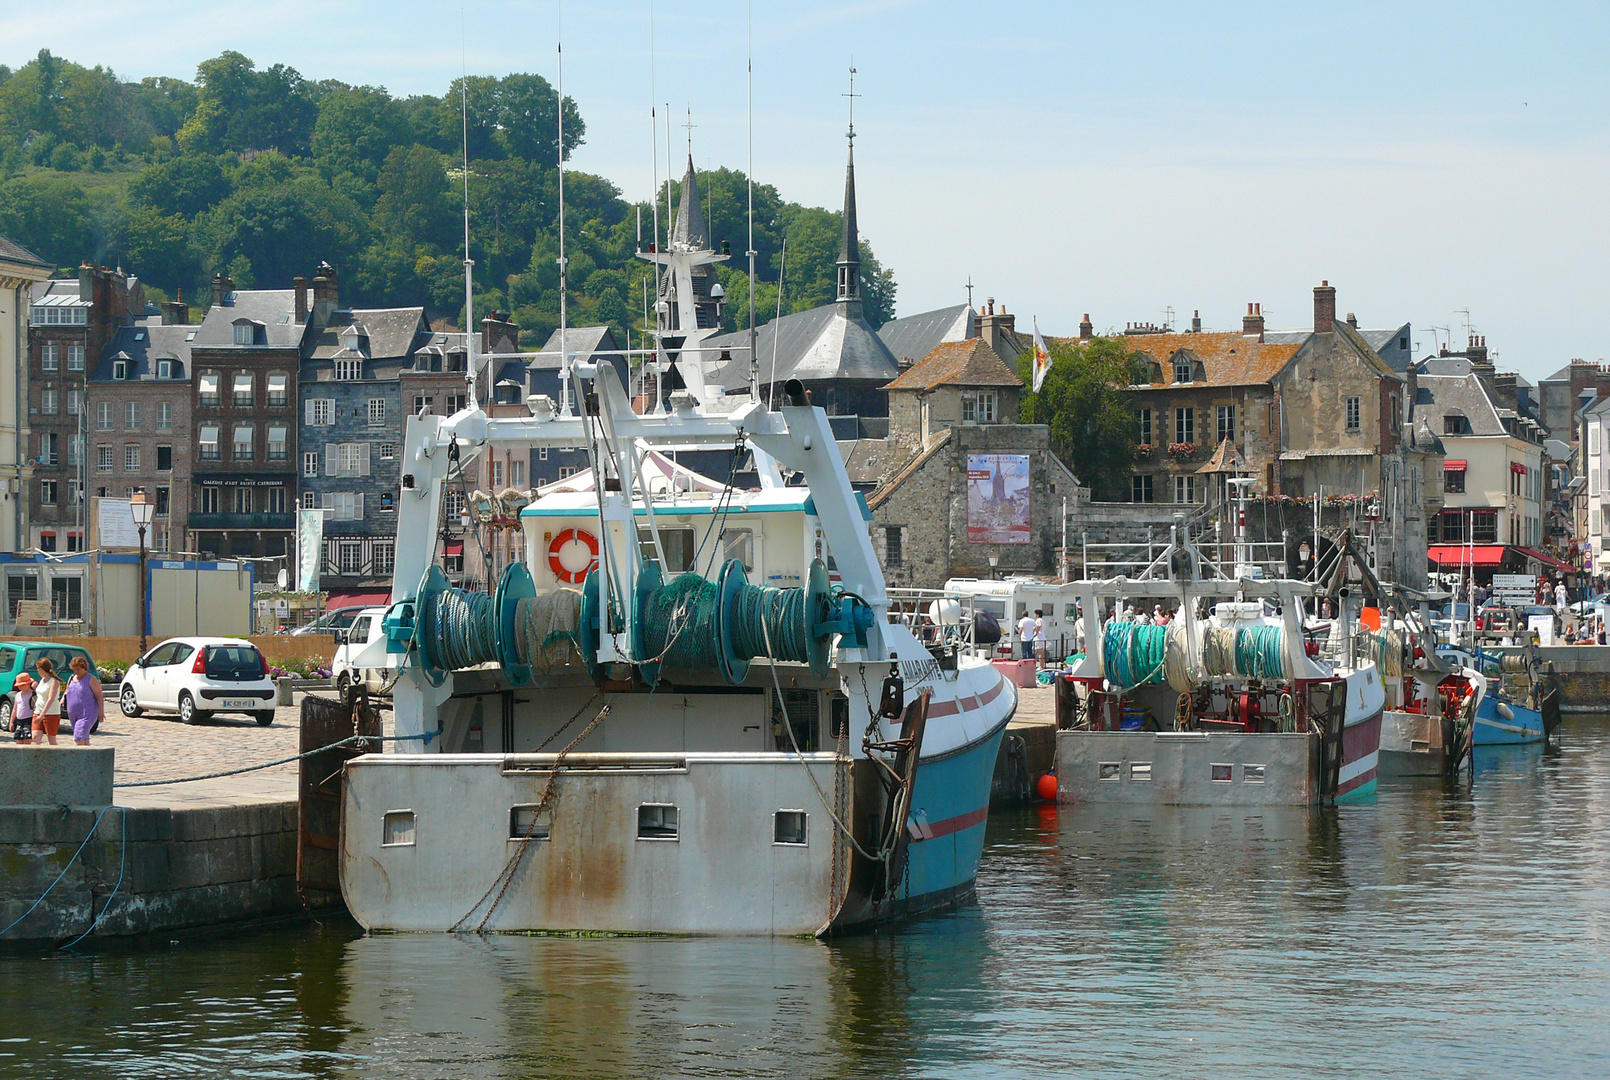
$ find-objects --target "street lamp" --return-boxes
[131,490,155,653]
[988,553,999,580]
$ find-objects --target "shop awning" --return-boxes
[443,540,464,556]
[1428,544,1507,567]
[327,590,391,609]
[1517,547,1574,573]
[1443,460,1467,471]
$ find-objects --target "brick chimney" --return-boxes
[1243,303,1264,342]
[481,309,519,354]
[1314,280,1336,333]
[311,261,339,324]
[1079,313,1094,340]
[1190,309,1201,333]
[1346,312,1358,328]
[1468,334,1493,375]
[209,272,233,309]
[162,292,188,327]
[974,298,1016,355]
[294,276,308,324]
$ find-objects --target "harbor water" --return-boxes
[4,718,1608,1079]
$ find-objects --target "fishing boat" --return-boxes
[1435,644,1559,746]
[334,107,1014,934]
[1055,518,1384,806]
[1376,632,1484,778]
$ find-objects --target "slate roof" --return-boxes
[28,279,84,305]
[669,156,709,252]
[309,308,429,363]
[707,302,900,390]
[884,338,1021,392]
[1415,373,1507,436]
[838,438,910,488]
[0,234,51,270]
[1119,330,1302,388]
[877,303,973,364]
[532,326,617,370]
[93,319,194,381]
[1419,356,1475,376]
[191,289,309,349]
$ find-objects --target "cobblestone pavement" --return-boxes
[91,691,354,809]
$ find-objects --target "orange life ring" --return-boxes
[548,527,599,584]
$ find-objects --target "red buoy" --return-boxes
[1036,773,1058,802]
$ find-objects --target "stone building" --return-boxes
[186,271,309,562]
[865,339,1078,589]
[299,299,432,605]
[0,236,52,555]
[26,264,146,553]
[91,297,195,552]
[1537,360,1610,444]
[523,325,620,488]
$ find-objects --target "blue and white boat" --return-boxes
[1435,646,1559,746]
[335,150,1013,935]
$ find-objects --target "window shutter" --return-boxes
[360,442,371,473]
[305,399,315,425]
[354,493,364,520]
[325,444,337,476]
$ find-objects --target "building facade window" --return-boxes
[233,486,253,513]
[97,445,113,472]
[302,491,317,509]
[233,373,254,407]
[333,442,369,476]
[491,460,504,488]
[511,461,525,486]
[40,479,56,505]
[445,394,466,414]
[380,443,396,460]
[303,451,319,477]
[1217,405,1235,444]
[39,433,58,466]
[198,425,220,460]
[1472,511,1499,545]
[157,359,172,379]
[267,373,289,406]
[41,344,59,371]
[1174,475,1198,503]
[199,487,219,514]
[233,425,254,461]
[368,398,387,426]
[68,345,85,371]
[156,401,172,430]
[67,435,81,466]
[1173,357,1192,383]
[154,486,168,515]
[124,445,140,471]
[307,399,335,426]
[1131,475,1154,503]
[374,541,396,575]
[338,541,363,574]
[884,526,903,567]
[1175,407,1194,445]
[335,359,363,381]
[97,402,113,430]
[233,323,254,345]
[40,388,57,414]
[199,372,220,406]
[413,395,433,414]
[157,445,173,471]
[125,401,141,429]
[1139,408,1152,445]
[267,426,288,460]
[67,389,81,415]
[265,486,286,514]
[1445,470,1465,494]
[326,492,364,520]
[1345,396,1361,433]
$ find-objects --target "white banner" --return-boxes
[296,509,327,593]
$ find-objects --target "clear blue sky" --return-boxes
[7,0,1608,380]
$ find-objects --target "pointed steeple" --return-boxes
[670,155,709,252]
[836,140,860,305]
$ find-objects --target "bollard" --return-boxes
[277,677,294,706]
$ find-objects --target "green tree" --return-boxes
[312,86,409,191]
[196,173,366,288]
[127,154,230,218]
[1019,337,1144,500]
[374,144,457,248]
[0,173,89,267]
[176,52,315,156]
[118,205,197,294]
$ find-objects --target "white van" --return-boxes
[331,607,394,695]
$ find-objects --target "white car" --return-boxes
[332,607,396,695]
[118,637,278,726]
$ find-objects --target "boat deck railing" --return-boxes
[886,588,1011,663]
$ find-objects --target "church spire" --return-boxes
[836,66,860,306]
[671,153,709,252]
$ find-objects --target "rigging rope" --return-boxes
[1234,625,1286,680]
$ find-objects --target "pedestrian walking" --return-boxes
[11,672,34,742]
[65,656,105,747]
[1017,610,1037,661]
[30,658,62,746]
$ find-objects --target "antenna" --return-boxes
[557,0,571,416]
[460,11,477,411]
[648,0,663,413]
[746,0,759,402]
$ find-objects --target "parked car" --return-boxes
[331,607,396,696]
[118,638,277,726]
[1,641,101,736]
[291,607,367,637]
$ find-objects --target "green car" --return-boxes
[1,641,100,737]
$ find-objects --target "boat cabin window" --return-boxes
[1210,764,1233,783]
[382,810,416,846]
[721,527,755,572]
[774,810,808,846]
[1243,765,1266,783]
[1098,762,1121,781]
[510,806,552,840]
[1130,763,1152,781]
[637,804,679,841]
[637,526,696,573]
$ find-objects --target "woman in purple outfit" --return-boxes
[65,655,105,747]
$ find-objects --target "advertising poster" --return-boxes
[966,453,1031,544]
[296,508,327,593]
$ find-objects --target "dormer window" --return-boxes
[113,360,127,380]
[1173,357,1193,384]
[233,323,254,345]
[335,358,363,381]
[157,359,172,379]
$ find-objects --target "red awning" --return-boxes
[1518,547,1574,572]
[1511,461,1528,474]
[444,540,464,556]
[327,590,392,609]
[1443,460,1467,471]
[1428,544,1507,567]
